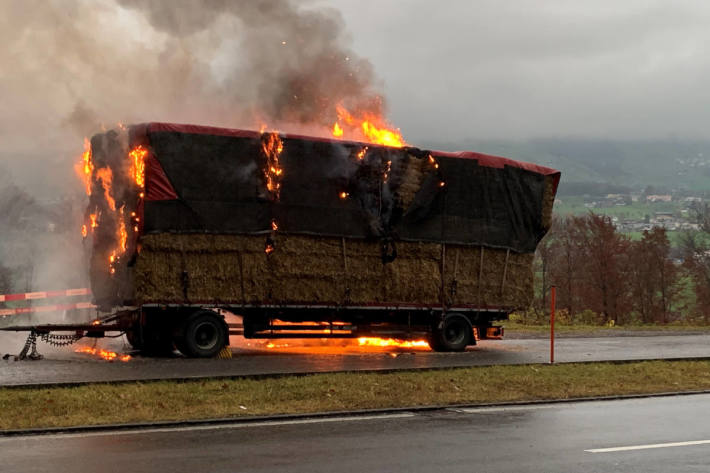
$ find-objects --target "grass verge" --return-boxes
[3,360,710,431]
[501,321,710,336]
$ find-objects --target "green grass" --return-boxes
[501,320,710,335]
[3,360,710,431]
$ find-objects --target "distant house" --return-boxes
[646,195,672,203]
[654,212,674,221]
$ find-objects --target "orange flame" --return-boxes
[356,147,368,160]
[361,121,406,148]
[95,167,116,211]
[129,145,148,189]
[384,160,392,182]
[357,337,430,348]
[83,212,98,239]
[332,104,405,148]
[428,154,439,169]
[75,346,131,362]
[261,132,284,199]
[74,138,93,196]
[339,191,349,199]
[271,219,279,231]
[118,206,127,253]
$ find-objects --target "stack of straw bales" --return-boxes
[133,234,533,309]
[130,171,555,309]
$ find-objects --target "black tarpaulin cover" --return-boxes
[129,123,560,254]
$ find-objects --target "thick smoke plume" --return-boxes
[0,0,387,320]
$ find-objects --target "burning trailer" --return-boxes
[6,122,560,358]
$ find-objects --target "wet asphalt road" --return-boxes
[2,333,710,386]
[3,394,710,472]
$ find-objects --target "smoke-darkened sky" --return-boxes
[2,0,710,193]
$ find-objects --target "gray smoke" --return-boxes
[0,0,387,333]
[117,0,382,125]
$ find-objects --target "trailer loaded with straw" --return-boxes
[5,123,561,357]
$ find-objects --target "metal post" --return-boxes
[550,285,556,364]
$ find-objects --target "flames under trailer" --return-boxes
[4,123,560,358]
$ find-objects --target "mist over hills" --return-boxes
[422,138,710,196]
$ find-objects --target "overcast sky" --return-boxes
[2,0,710,193]
[327,0,710,142]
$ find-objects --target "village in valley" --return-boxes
[554,191,704,238]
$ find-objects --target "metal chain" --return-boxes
[17,331,43,360]
[39,332,83,347]
[17,331,35,360]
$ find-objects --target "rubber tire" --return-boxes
[141,326,176,356]
[125,328,143,350]
[179,311,228,358]
[430,313,472,352]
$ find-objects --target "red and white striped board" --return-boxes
[0,288,90,303]
[0,302,96,318]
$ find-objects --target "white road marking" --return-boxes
[0,413,416,441]
[586,439,710,453]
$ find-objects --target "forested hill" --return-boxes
[422,138,710,196]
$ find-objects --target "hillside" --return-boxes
[422,138,710,196]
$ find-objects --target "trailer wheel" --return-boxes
[141,328,176,356]
[125,329,143,350]
[179,311,228,358]
[430,313,472,352]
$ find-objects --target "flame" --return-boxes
[118,206,127,253]
[361,121,405,148]
[95,167,116,211]
[247,336,432,353]
[428,154,439,169]
[384,160,392,182]
[339,191,349,199]
[265,242,275,255]
[439,181,446,187]
[331,104,406,148]
[356,147,368,160]
[74,138,94,196]
[271,219,279,231]
[129,145,148,189]
[75,345,131,362]
[357,337,430,348]
[82,212,98,240]
[261,132,284,199]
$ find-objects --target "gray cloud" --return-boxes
[326,0,710,141]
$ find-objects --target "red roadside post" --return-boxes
[550,285,556,364]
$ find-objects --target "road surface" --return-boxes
[2,333,710,386]
[2,394,709,472]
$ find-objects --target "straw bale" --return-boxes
[134,233,534,309]
[443,246,533,309]
[398,154,427,210]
